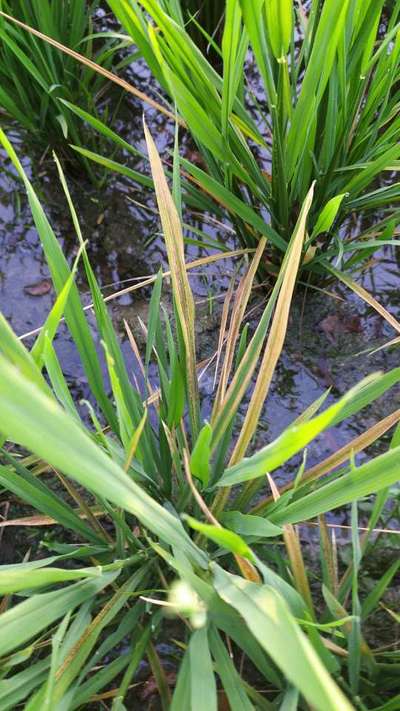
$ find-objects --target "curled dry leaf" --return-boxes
[24,278,52,297]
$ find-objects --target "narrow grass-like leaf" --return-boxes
[252,407,400,513]
[328,265,400,335]
[362,560,400,619]
[219,370,400,487]
[0,313,48,394]
[0,563,112,595]
[208,625,255,710]
[213,565,353,711]
[0,127,116,429]
[144,119,200,436]
[189,626,217,711]
[170,648,191,711]
[0,10,177,120]
[190,422,212,486]
[229,183,314,464]
[220,511,282,538]
[0,660,50,711]
[31,249,82,368]
[0,461,100,544]
[0,572,119,657]
[184,515,253,560]
[0,354,206,568]
[265,0,293,58]
[34,568,151,707]
[270,445,400,526]
[310,194,347,240]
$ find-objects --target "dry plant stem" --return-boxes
[235,555,261,584]
[0,511,106,528]
[228,184,315,465]
[332,267,400,334]
[124,319,148,384]
[211,186,315,519]
[267,474,315,617]
[88,684,138,703]
[20,248,253,341]
[283,528,315,616]
[370,333,400,354]
[319,514,339,596]
[250,407,400,514]
[212,274,236,396]
[213,237,267,414]
[0,11,180,124]
[0,595,10,615]
[215,275,244,403]
[322,639,349,657]
[306,522,400,536]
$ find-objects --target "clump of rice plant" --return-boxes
[104,0,400,277]
[0,0,125,180]
[0,125,400,708]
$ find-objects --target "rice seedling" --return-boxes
[0,124,399,709]
[0,0,126,179]
[101,0,400,277]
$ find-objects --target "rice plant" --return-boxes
[103,0,400,277]
[0,0,125,179]
[0,126,400,708]
[160,0,225,60]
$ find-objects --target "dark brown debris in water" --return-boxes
[23,278,52,296]
[319,313,362,343]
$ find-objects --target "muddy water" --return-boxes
[1,60,400,506]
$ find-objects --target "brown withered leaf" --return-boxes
[24,278,52,297]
